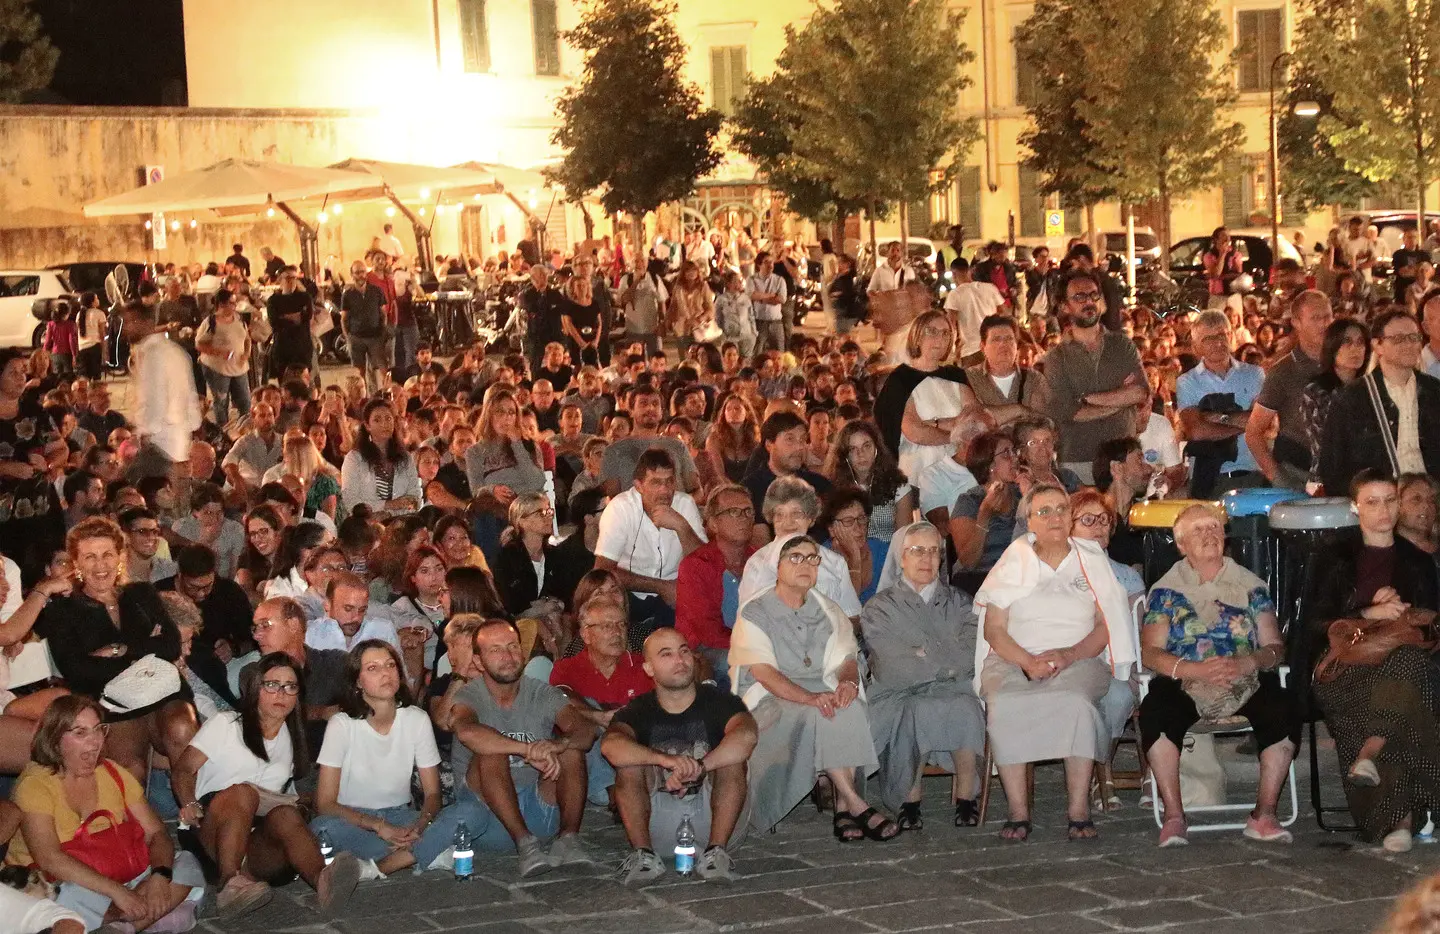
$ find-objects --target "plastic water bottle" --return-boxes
[318,829,334,866]
[453,822,474,881]
[674,815,696,877]
[1419,812,1436,844]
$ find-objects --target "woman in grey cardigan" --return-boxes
[862,521,986,829]
[340,398,420,516]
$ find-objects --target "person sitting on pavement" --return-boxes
[493,493,563,617]
[156,544,253,708]
[309,640,453,880]
[6,696,206,933]
[221,401,283,499]
[975,484,1138,843]
[730,535,897,842]
[862,522,986,830]
[739,477,863,625]
[389,545,450,672]
[1139,503,1298,848]
[171,653,360,920]
[304,571,403,656]
[603,627,758,885]
[447,618,597,877]
[118,506,176,584]
[247,597,349,756]
[675,484,757,692]
[172,483,244,579]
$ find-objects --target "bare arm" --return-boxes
[1179,406,1248,442]
[746,662,824,706]
[1084,384,1148,408]
[593,555,674,602]
[1245,405,1281,482]
[451,704,532,758]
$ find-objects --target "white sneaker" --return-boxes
[696,846,735,883]
[517,835,553,878]
[1383,828,1415,853]
[619,848,666,886]
[547,832,596,866]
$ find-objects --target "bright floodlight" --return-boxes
[1293,100,1321,117]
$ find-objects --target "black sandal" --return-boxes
[1067,819,1099,841]
[897,802,923,831]
[999,820,1031,842]
[832,811,865,843]
[953,798,979,827]
[853,807,903,842]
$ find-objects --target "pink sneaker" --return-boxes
[1243,813,1293,844]
[1158,816,1189,848]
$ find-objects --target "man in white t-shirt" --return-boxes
[943,257,1005,364]
[867,241,915,293]
[1342,215,1375,283]
[377,224,406,261]
[1134,399,1185,498]
[595,449,707,639]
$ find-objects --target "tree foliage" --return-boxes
[547,0,723,219]
[1294,0,1440,217]
[0,0,57,104]
[1275,72,1376,215]
[1070,0,1244,259]
[731,0,979,246]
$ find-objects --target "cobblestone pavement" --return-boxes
[194,736,1436,934]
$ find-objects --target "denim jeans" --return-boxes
[310,805,454,868]
[202,367,252,426]
[431,783,559,853]
[58,851,205,931]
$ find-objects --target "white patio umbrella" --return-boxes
[82,158,381,217]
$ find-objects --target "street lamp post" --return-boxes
[1269,52,1321,264]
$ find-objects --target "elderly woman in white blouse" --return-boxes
[738,477,862,622]
[975,483,1138,843]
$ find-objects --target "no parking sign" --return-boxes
[1044,210,1064,237]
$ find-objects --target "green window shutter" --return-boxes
[957,166,982,235]
[459,0,491,73]
[711,46,747,116]
[1237,9,1284,92]
[532,0,560,76]
[1014,30,1038,107]
[1018,164,1044,238]
[1222,156,1248,227]
[728,47,748,115]
[908,198,932,238]
[1261,10,1284,91]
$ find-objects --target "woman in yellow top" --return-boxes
[8,696,204,932]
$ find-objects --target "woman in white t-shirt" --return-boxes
[309,640,450,878]
[172,653,360,920]
[194,289,252,427]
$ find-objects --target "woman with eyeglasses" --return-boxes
[310,640,454,881]
[236,505,284,604]
[1012,417,1082,494]
[261,522,332,608]
[975,484,1138,842]
[817,487,887,604]
[731,535,897,842]
[1068,489,1142,812]
[172,654,360,919]
[6,696,206,932]
[862,522,985,831]
[948,430,1022,596]
[873,311,979,484]
[738,477,863,625]
[493,492,562,617]
[823,420,916,542]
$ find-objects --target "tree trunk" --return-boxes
[581,203,595,240]
[630,214,644,273]
[831,216,847,254]
[1158,177,1172,274]
[867,199,878,266]
[1085,203,1096,251]
[899,201,910,251]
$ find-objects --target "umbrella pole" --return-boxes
[386,192,434,273]
[275,201,319,281]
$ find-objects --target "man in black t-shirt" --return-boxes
[1392,226,1428,304]
[603,628,757,885]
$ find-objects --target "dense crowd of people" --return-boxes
[3,215,1440,930]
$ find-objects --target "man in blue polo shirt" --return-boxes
[1176,310,1266,497]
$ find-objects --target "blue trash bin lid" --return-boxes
[1221,488,1307,517]
[1269,496,1358,530]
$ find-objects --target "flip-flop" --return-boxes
[999,819,1031,842]
[1067,819,1099,841]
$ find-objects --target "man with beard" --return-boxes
[1041,270,1147,484]
[450,619,597,877]
[265,267,317,382]
[599,385,698,495]
[518,264,565,374]
[603,627,757,885]
[740,411,832,532]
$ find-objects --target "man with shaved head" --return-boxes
[602,628,757,886]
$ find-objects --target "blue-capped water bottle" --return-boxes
[453,821,475,880]
[318,828,334,866]
[674,815,696,877]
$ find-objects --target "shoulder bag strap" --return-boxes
[1363,372,1402,476]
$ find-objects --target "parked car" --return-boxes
[1166,232,1300,302]
[1098,228,1162,270]
[0,269,69,348]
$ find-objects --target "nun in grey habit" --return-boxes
[730,535,898,842]
[862,521,987,828]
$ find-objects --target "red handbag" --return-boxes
[57,760,151,883]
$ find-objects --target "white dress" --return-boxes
[896,376,966,482]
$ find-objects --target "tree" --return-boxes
[1071,0,1245,269]
[736,0,979,256]
[1015,0,1119,244]
[0,0,57,104]
[1295,0,1440,223]
[1275,73,1376,217]
[547,0,723,254]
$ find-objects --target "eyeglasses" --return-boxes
[903,545,942,558]
[716,506,755,519]
[523,507,556,520]
[261,680,301,696]
[921,325,951,338]
[1023,437,1054,448]
[1033,505,1070,519]
[833,514,869,528]
[784,552,823,566]
[583,620,626,632]
[1075,513,1113,529]
[316,562,348,573]
[65,724,109,741]
[252,618,282,633]
[248,527,275,538]
[1068,291,1102,304]
[1383,332,1424,345]
[993,448,1016,460]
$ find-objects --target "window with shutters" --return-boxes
[1221,155,1265,226]
[710,46,748,117]
[459,0,491,73]
[956,166,982,236]
[1059,195,1081,235]
[1014,29,1039,107]
[532,0,561,76]
[1018,165,1045,237]
[907,197,933,238]
[1236,9,1284,92]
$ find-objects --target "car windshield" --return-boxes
[1104,233,1158,252]
[1167,239,1207,268]
[0,276,40,298]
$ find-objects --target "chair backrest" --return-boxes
[1131,592,1148,674]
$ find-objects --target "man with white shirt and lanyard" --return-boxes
[867,241,915,294]
[594,449,707,641]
